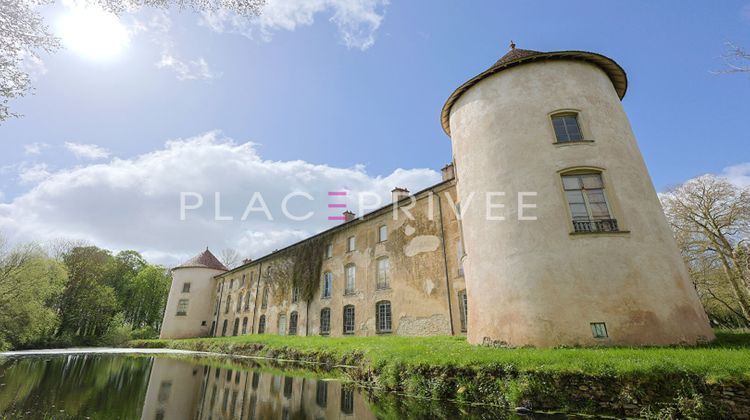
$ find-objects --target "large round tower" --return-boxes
[442,45,714,347]
[160,248,227,339]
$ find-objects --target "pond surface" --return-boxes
[0,350,559,419]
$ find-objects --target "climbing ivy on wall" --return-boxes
[266,234,329,303]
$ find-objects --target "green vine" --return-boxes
[266,234,329,303]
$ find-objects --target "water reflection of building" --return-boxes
[142,358,374,420]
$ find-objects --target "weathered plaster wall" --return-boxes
[448,59,714,347]
[160,266,223,339]
[212,182,465,339]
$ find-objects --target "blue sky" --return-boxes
[0,0,748,264]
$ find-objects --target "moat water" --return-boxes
[0,349,577,419]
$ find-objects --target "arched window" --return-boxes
[343,305,355,335]
[224,295,231,314]
[241,317,248,334]
[236,293,243,312]
[561,171,617,232]
[258,315,266,334]
[289,311,298,335]
[376,257,389,289]
[320,308,331,335]
[221,319,228,336]
[232,318,240,336]
[376,300,392,333]
[244,292,252,311]
[261,286,269,309]
[322,272,333,299]
[344,264,356,295]
[278,314,287,336]
[551,112,583,142]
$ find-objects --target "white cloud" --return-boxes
[24,142,49,155]
[156,54,220,81]
[201,0,388,50]
[137,12,221,81]
[0,131,440,266]
[64,142,111,160]
[720,162,750,187]
[18,163,52,185]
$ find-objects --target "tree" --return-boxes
[0,0,264,122]
[124,264,171,329]
[220,248,241,269]
[662,175,750,324]
[57,246,119,342]
[0,240,67,350]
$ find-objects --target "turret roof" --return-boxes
[173,248,228,271]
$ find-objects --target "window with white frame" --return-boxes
[378,225,387,242]
[562,172,618,232]
[322,272,333,299]
[376,257,389,289]
[347,236,355,252]
[344,264,356,295]
[551,113,584,142]
[376,300,392,333]
[325,243,333,259]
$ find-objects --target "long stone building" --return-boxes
[160,44,714,347]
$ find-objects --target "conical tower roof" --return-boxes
[173,248,228,271]
[440,43,628,136]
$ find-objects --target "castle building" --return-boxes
[160,45,714,347]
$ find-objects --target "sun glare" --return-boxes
[58,7,130,62]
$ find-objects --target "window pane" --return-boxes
[581,174,603,189]
[553,120,569,141]
[589,203,611,219]
[569,204,589,219]
[561,176,581,190]
[379,225,387,241]
[565,190,585,204]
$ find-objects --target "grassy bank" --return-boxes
[128,331,750,417]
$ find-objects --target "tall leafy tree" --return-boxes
[0,240,67,350]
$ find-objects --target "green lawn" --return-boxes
[131,330,750,380]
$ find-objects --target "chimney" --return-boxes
[343,210,356,222]
[441,163,455,181]
[242,258,253,265]
[391,187,410,202]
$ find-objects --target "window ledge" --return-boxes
[320,296,331,300]
[569,230,630,237]
[375,287,392,291]
[376,331,392,335]
[553,139,595,146]
[343,292,357,296]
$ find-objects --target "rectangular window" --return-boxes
[176,299,189,316]
[325,243,333,259]
[376,258,389,289]
[343,305,355,335]
[320,308,331,335]
[347,236,355,252]
[378,225,388,242]
[289,312,298,335]
[345,265,356,294]
[591,322,608,339]
[261,287,269,309]
[376,301,392,333]
[322,272,333,299]
[340,387,354,415]
[291,287,299,303]
[458,290,468,332]
[182,282,191,293]
[552,114,583,142]
[316,381,328,408]
[562,173,618,233]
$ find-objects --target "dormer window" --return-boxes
[551,113,583,142]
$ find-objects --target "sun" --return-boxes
[58,6,130,62]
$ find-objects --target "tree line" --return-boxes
[662,175,750,328]
[0,237,171,350]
